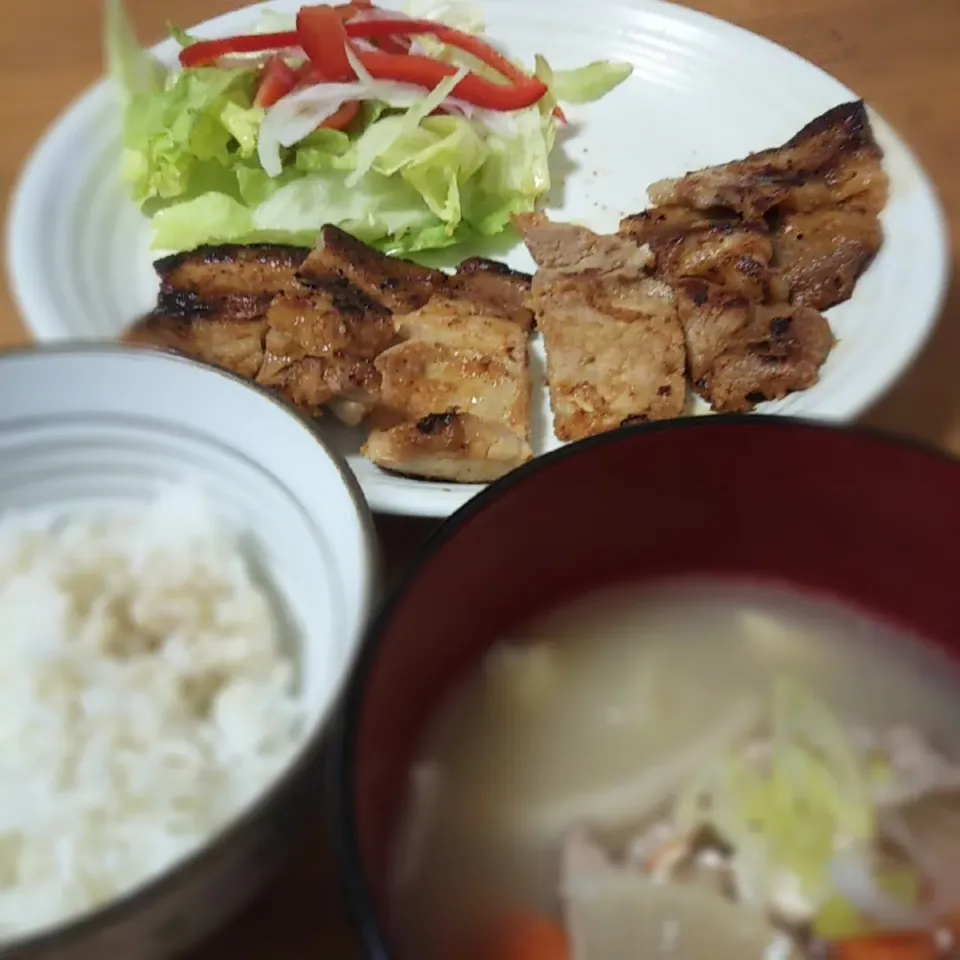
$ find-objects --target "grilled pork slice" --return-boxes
[299,226,535,325]
[514,214,685,441]
[515,213,654,277]
[532,278,686,440]
[125,244,310,378]
[298,224,446,313]
[648,101,889,220]
[364,298,532,482]
[675,279,834,413]
[619,206,779,302]
[771,201,884,311]
[446,258,535,329]
[154,244,309,299]
[457,257,532,283]
[364,413,531,484]
[255,282,396,422]
[122,299,269,380]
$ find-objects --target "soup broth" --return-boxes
[390,581,960,960]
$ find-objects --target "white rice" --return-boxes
[0,484,305,939]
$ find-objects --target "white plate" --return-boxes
[6,0,949,517]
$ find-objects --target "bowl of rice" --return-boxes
[0,344,375,959]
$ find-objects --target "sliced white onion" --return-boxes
[344,41,378,88]
[349,7,419,22]
[408,37,433,58]
[256,38,526,178]
[258,76,447,177]
[252,9,297,34]
[259,82,365,176]
[346,41,473,123]
[350,38,379,53]
[216,48,303,70]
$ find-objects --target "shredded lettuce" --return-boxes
[119,67,262,204]
[106,0,624,254]
[104,0,165,101]
[167,24,198,48]
[252,10,298,34]
[548,60,634,104]
[404,0,485,33]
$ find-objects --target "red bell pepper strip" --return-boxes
[294,61,323,86]
[345,19,516,80]
[177,1,371,69]
[254,56,300,107]
[353,49,548,110]
[320,100,362,130]
[296,5,357,82]
[430,24,565,120]
[179,31,300,69]
[367,32,411,54]
[178,5,551,115]
[345,18,565,119]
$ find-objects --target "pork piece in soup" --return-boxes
[389,582,960,960]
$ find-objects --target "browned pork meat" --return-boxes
[124,308,267,380]
[445,258,536,329]
[364,413,531,484]
[771,200,884,311]
[675,279,834,413]
[298,225,447,314]
[517,213,655,278]
[647,101,889,220]
[127,228,538,426]
[612,102,887,403]
[123,244,310,380]
[125,240,398,424]
[364,297,533,482]
[514,213,685,441]
[297,228,536,479]
[125,230,539,482]
[255,283,396,423]
[620,206,780,303]
[628,102,887,313]
[154,244,308,299]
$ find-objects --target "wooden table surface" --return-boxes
[1,0,958,954]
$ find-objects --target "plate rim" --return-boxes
[5,0,952,518]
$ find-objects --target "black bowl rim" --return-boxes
[331,412,960,960]
[0,341,380,958]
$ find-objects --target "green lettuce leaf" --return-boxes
[549,59,633,104]
[535,55,633,105]
[120,68,260,203]
[105,0,619,255]
[104,0,165,101]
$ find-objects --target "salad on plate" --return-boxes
[106,0,632,254]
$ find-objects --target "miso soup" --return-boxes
[390,582,960,960]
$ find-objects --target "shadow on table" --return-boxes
[860,270,960,449]
[199,811,366,959]
[374,513,443,590]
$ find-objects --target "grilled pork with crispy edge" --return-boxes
[514,212,687,441]
[633,100,887,312]
[124,230,536,481]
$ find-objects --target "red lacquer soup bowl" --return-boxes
[330,416,960,958]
